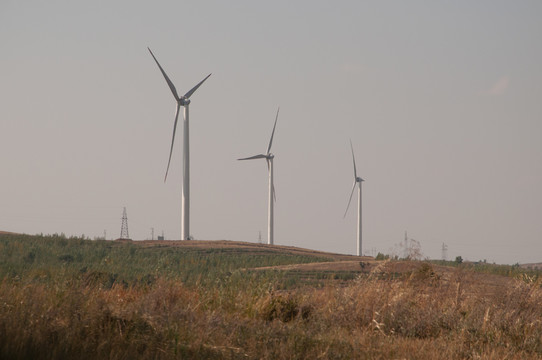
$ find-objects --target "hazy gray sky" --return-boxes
[1,1,541,264]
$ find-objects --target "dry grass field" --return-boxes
[1,233,541,359]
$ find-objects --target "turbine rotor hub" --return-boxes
[267,153,274,159]
[180,97,191,106]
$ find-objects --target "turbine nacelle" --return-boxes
[356,177,364,183]
[180,97,191,106]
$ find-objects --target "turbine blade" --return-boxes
[184,73,212,99]
[266,107,279,155]
[164,103,181,182]
[349,139,357,179]
[343,181,357,218]
[148,47,180,102]
[238,154,267,161]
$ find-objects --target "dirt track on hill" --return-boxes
[137,239,370,262]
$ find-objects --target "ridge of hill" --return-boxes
[521,262,542,270]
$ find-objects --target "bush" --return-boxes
[259,294,311,322]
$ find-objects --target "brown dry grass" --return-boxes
[1,236,541,359]
[2,260,542,359]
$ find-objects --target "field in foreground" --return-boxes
[1,234,542,359]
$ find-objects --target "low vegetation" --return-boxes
[1,233,542,359]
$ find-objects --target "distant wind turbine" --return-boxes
[238,108,279,245]
[344,140,364,256]
[148,47,211,240]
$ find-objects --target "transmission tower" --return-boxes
[120,207,130,239]
[404,231,408,259]
[441,243,448,261]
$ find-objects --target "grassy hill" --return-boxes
[1,233,542,359]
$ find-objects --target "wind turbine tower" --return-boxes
[238,108,280,245]
[148,48,211,240]
[344,140,364,256]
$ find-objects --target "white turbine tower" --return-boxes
[148,47,211,240]
[344,140,364,256]
[238,108,279,245]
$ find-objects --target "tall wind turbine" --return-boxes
[238,108,279,245]
[344,140,364,256]
[148,47,211,240]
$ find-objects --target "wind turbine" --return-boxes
[344,140,364,256]
[148,47,211,240]
[238,108,279,245]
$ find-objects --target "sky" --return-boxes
[1,1,541,264]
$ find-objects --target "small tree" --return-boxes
[455,255,463,264]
